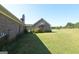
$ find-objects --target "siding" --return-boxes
[33,19,51,32]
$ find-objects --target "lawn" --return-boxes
[2,29,79,54]
[36,29,79,54]
[2,32,51,54]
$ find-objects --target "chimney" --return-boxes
[21,14,25,23]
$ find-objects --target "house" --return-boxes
[26,24,33,32]
[0,5,25,40]
[32,18,51,32]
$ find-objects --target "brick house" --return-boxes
[0,5,25,40]
[26,18,51,32]
[32,18,51,32]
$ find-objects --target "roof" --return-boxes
[33,18,51,26]
[0,4,23,24]
[26,24,33,27]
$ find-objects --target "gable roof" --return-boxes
[33,18,51,26]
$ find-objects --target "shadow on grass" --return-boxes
[3,32,51,54]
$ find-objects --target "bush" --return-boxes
[32,28,40,33]
[32,28,52,33]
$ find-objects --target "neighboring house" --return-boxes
[32,18,51,32]
[26,18,51,32]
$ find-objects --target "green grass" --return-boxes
[2,29,79,54]
[36,29,79,54]
[2,32,50,54]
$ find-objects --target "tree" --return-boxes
[74,22,79,28]
[65,22,74,28]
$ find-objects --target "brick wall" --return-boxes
[0,13,24,40]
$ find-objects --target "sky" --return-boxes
[1,4,79,26]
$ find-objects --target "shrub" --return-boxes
[32,28,52,33]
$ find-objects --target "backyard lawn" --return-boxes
[2,29,79,54]
[36,29,79,53]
